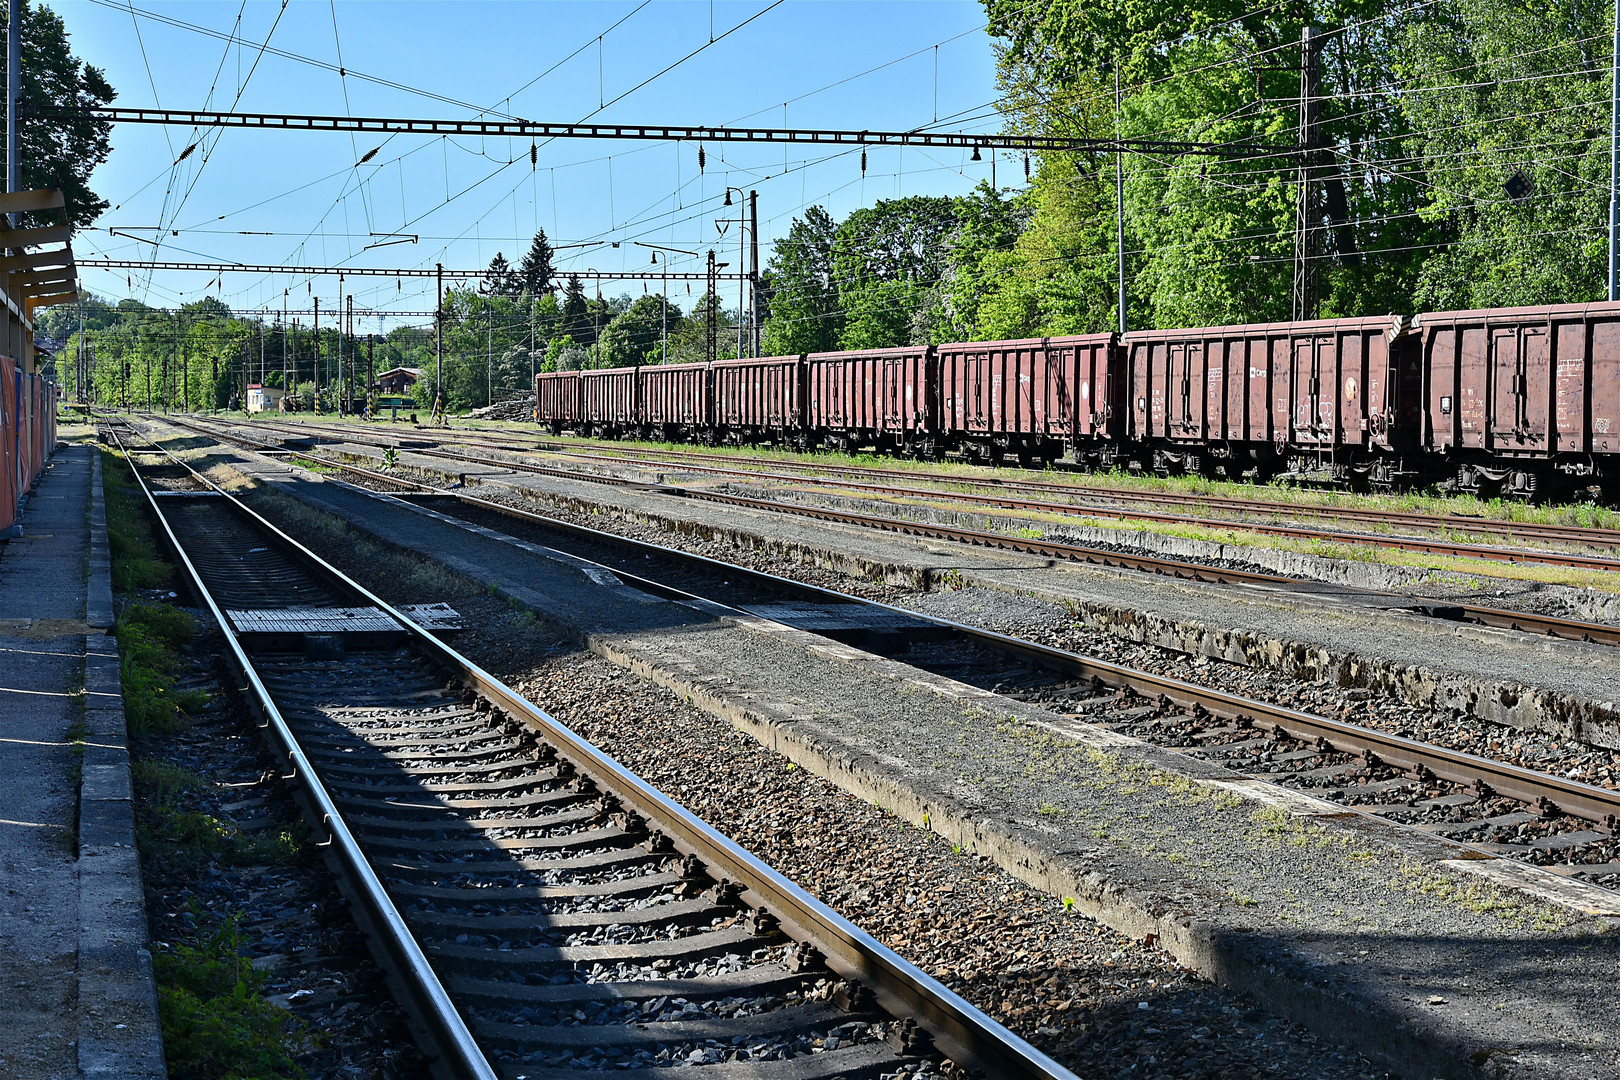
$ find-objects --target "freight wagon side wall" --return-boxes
[806,347,933,439]
[936,334,1120,449]
[938,339,1051,438]
[712,357,804,430]
[637,363,712,428]
[534,371,582,426]
[1129,317,1397,454]
[579,369,638,427]
[1419,302,1620,461]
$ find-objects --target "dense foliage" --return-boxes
[752,0,1620,348]
[3,0,116,230]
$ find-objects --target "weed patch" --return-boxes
[102,449,171,594]
[155,913,313,1079]
[115,603,206,736]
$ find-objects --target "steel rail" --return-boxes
[193,415,1620,559]
[109,418,1080,1080]
[510,438,1620,549]
[496,444,1620,573]
[107,426,501,1080]
[131,418,1620,841]
[149,413,1620,648]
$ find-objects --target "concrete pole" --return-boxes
[435,263,444,421]
[313,295,320,412]
[1610,0,1618,301]
[1114,64,1126,335]
[749,190,760,358]
[7,0,21,224]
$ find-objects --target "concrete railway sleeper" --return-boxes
[107,421,1077,1080]
[156,412,1620,651]
[126,415,1620,891]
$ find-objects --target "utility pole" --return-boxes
[313,295,321,412]
[7,0,21,228]
[1610,0,1618,301]
[749,190,760,358]
[366,334,375,418]
[434,262,444,422]
[486,308,492,407]
[1114,64,1126,335]
[705,250,718,364]
[345,293,354,413]
[1292,26,1321,322]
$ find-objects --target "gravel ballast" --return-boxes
[349,442,1620,750]
[174,435,1620,1080]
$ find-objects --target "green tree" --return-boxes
[3,0,116,230]
[1400,0,1611,309]
[485,252,520,296]
[560,275,591,345]
[517,229,558,295]
[761,206,841,354]
[984,0,1436,328]
[832,196,956,349]
[598,295,680,367]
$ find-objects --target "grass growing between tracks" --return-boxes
[444,423,1620,531]
[154,913,312,1080]
[103,446,314,1080]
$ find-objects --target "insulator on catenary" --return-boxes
[530,143,537,167]
[1024,154,1030,180]
[698,144,706,173]
[860,148,867,176]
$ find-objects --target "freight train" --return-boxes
[534,301,1620,502]
[0,357,59,537]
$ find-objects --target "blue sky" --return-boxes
[54,0,1003,326]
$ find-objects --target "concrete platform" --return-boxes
[214,442,1620,1080]
[328,437,1620,752]
[0,436,164,1079]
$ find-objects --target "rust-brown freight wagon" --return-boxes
[636,362,711,440]
[534,370,581,434]
[1415,301,1620,500]
[578,367,637,438]
[711,355,804,446]
[937,335,1119,467]
[805,346,935,455]
[1126,315,1413,487]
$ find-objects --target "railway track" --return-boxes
[156,412,1620,650]
[125,415,1620,889]
[108,420,1077,1080]
[210,413,1620,559]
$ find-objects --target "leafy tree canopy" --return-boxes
[4,0,115,230]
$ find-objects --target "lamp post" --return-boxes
[720,187,750,359]
[634,242,699,363]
